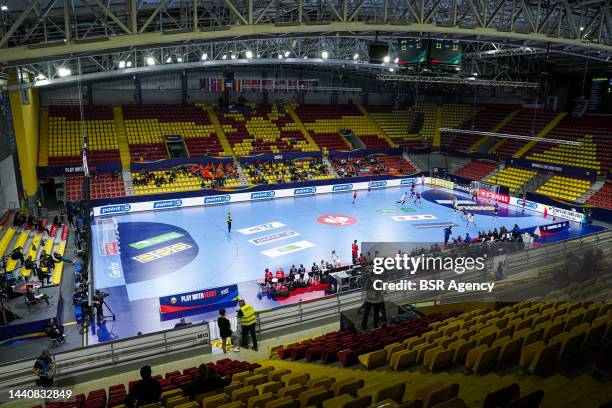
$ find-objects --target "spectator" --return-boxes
[217,308,239,353]
[351,240,359,264]
[174,318,191,328]
[125,366,162,408]
[182,364,229,401]
[33,349,55,387]
[237,299,257,351]
[26,286,50,305]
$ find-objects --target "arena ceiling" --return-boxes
[1,0,611,87]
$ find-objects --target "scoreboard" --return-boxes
[429,40,462,65]
[588,77,612,113]
[398,38,427,65]
[397,38,462,66]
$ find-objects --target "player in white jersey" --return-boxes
[397,192,407,206]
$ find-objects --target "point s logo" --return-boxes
[517,199,538,209]
[153,199,183,209]
[369,180,387,189]
[204,195,231,204]
[294,187,317,195]
[401,178,415,185]
[332,183,353,192]
[251,191,275,200]
[100,204,131,215]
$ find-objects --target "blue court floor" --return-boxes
[89,185,604,343]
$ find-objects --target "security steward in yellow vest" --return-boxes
[237,299,257,351]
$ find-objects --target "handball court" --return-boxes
[89,185,604,344]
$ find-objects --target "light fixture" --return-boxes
[284,51,290,57]
[177,57,183,63]
[303,56,308,59]
[245,50,253,59]
[166,57,172,63]
[580,26,584,31]
[321,51,329,59]
[222,54,227,60]
[146,56,155,66]
[1,5,7,10]
[126,61,132,67]
[256,54,260,58]
[468,76,476,80]
[36,74,46,81]
[455,66,461,71]
[58,68,71,77]
[201,53,208,60]
[278,54,283,59]
[118,61,126,69]
[383,55,390,63]
[230,54,236,60]
[394,57,399,63]
[389,68,395,72]
[353,53,359,60]
[473,72,478,76]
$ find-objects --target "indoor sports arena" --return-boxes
[0,1,611,406]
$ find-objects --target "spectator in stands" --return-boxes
[217,308,239,354]
[45,318,65,344]
[237,299,257,351]
[125,366,162,408]
[182,364,229,401]
[352,240,359,264]
[9,247,24,267]
[33,349,55,387]
[174,318,191,328]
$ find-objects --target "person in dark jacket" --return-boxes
[217,308,239,353]
[182,364,230,401]
[125,366,161,408]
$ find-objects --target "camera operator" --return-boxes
[0,289,21,324]
[92,290,109,324]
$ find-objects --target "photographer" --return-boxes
[92,290,109,324]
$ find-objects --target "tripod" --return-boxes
[96,299,116,324]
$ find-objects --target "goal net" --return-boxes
[470,181,500,202]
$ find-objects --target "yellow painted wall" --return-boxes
[8,70,40,198]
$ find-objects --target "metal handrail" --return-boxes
[0,229,609,388]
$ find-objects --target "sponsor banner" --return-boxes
[159,284,239,314]
[436,200,476,205]
[413,222,458,229]
[249,230,299,245]
[400,178,417,185]
[238,221,285,235]
[316,214,358,226]
[251,190,276,200]
[100,204,131,215]
[553,207,585,223]
[536,221,570,236]
[515,198,539,210]
[368,180,387,189]
[332,183,354,192]
[478,189,510,204]
[204,194,231,204]
[130,232,184,250]
[391,214,437,221]
[459,206,495,211]
[294,187,317,195]
[133,242,193,264]
[376,208,416,213]
[431,178,455,189]
[261,240,316,258]
[153,199,183,209]
[454,183,472,193]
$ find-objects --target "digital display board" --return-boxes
[429,40,462,65]
[398,38,428,65]
[588,77,612,113]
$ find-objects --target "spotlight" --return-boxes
[383,55,390,63]
[321,51,329,59]
[118,61,126,69]
[230,54,236,60]
[245,50,253,59]
[201,53,208,60]
[58,68,71,77]
[36,74,46,81]
[353,53,359,60]
[177,57,183,63]
[394,57,399,63]
[278,54,283,59]
[126,61,132,67]
[284,51,290,57]
[1,6,7,11]
[473,72,478,76]
[166,57,172,63]
[146,56,155,66]
[222,54,227,60]
[389,68,395,72]
[580,26,584,31]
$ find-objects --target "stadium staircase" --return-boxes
[514,112,568,158]
[322,157,339,177]
[285,105,320,152]
[470,109,520,152]
[432,106,443,147]
[402,152,419,172]
[357,105,396,148]
[235,164,250,185]
[122,171,135,196]
[576,180,605,204]
[112,107,132,170]
[38,107,49,166]
[201,105,235,159]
